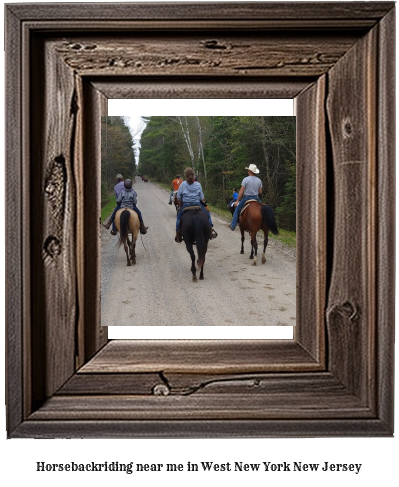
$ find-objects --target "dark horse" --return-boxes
[237,201,279,265]
[180,208,211,281]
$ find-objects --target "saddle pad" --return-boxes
[240,199,258,216]
[183,205,201,212]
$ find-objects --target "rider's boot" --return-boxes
[210,228,218,239]
[175,230,182,243]
[140,221,148,234]
[102,219,111,230]
[110,228,117,236]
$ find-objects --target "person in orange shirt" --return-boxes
[168,174,183,204]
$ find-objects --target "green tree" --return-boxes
[101,116,136,200]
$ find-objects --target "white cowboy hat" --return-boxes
[245,164,260,174]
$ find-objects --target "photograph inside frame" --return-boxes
[101,100,296,335]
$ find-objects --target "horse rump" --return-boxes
[193,213,210,270]
[261,205,279,235]
[181,209,211,275]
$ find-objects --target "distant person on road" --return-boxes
[175,167,217,243]
[169,174,183,204]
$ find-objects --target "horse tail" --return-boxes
[261,205,279,235]
[118,210,131,247]
[194,214,207,270]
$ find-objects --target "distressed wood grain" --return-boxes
[5,4,25,436]
[91,79,311,100]
[30,37,78,408]
[7,2,394,23]
[5,2,395,438]
[54,34,360,78]
[326,25,377,405]
[295,75,326,364]
[375,5,395,430]
[79,340,320,374]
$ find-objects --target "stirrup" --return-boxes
[210,229,218,239]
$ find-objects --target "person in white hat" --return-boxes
[230,164,263,230]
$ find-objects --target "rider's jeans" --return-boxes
[230,195,261,229]
[176,202,213,231]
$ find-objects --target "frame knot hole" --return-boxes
[201,39,227,50]
[152,383,171,396]
[337,301,359,322]
[343,118,353,138]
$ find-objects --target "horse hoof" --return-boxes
[262,258,266,264]
[193,276,197,282]
[240,250,244,254]
[199,276,204,280]
[127,262,131,267]
[252,261,257,266]
[131,260,136,265]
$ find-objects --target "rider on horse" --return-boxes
[175,167,217,243]
[230,164,263,231]
[108,179,148,235]
[168,174,183,204]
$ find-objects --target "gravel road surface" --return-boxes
[101,179,296,327]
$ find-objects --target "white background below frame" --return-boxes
[107,98,294,340]
[108,98,295,116]
[107,326,294,340]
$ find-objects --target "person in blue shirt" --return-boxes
[175,167,217,243]
[230,164,263,230]
[227,188,239,212]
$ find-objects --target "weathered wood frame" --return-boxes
[5,2,395,438]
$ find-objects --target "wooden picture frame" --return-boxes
[5,2,395,438]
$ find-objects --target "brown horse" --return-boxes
[114,208,140,266]
[238,201,279,265]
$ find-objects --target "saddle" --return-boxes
[183,205,201,212]
[239,199,258,217]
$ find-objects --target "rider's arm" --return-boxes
[235,185,245,205]
[258,187,263,195]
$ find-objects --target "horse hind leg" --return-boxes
[123,241,131,266]
[240,227,245,254]
[126,236,136,265]
[251,232,258,266]
[262,232,269,264]
[186,243,197,281]
[130,239,137,265]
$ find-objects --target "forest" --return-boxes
[101,116,136,206]
[101,115,296,231]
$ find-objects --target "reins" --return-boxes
[140,232,148,251]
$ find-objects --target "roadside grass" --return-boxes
[143,179,297,248]
[101,195,115,222]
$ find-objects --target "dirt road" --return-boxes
[101,179,296,327]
